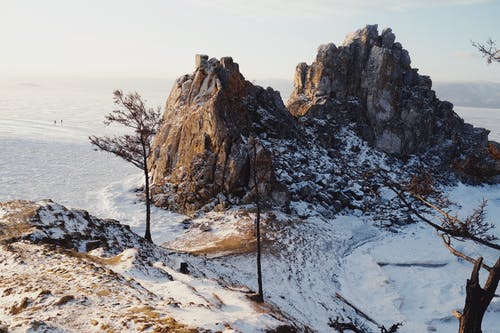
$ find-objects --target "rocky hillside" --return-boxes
[148,25,500,216]
[287,25,500,181]
[0,200,298,332]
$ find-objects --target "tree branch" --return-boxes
[441,234,492,271]
[472,38,500,64]
[335,293,380,327]
[89,135,144,169]
[380,174,500,251]
[484,256,500,297]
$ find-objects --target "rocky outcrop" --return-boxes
[0,199,148,254]
[287,25,500,181]
[148,55,294,213]
[149,26,499,216]
[148,57,418,220]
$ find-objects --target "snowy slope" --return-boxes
[0,200,299,332]
[163,184,500,333]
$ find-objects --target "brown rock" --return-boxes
[54,295,75,306]
[148,55,295,214]
[488,141,500,159]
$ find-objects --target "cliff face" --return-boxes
[287,25,461,155]
[287,25,500,181]
[148,55,294,213]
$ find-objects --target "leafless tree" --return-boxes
[381,170,499,333]
[89,90,162,242]
[250,136,264,303]
[472,38,500,64]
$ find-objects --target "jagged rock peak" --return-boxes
[288,24,412,120]
[168,54,247,108]
[341,24,396,49]
[287,25,500,182]
[148,55,294,214]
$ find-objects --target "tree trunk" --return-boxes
[143,152,152,242]
[457,256,500,333]
[256,197,263,302]
[252,137,264,302]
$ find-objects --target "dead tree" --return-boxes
[455,257,500,333]
[89,90,162,242]
[250,136,264,302]
[472,38,500,64]
[381,170,499,333]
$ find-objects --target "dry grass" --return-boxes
[190,234,256,256]
[53,295,75,306]
[0,200,40,242]
[127,305,161,320]
[96,289,112,297]
[167,214,268,256]
[125,307,199,333]
[9,297,30,315]
[211,293,224,308]
[93,253,125,266]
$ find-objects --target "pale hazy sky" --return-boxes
[1,0,499,82]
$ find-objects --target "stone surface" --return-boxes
[287,24,500,182]
[148,55,295,214]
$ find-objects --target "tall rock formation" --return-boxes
[287,25,500,181]
[149,26,499,216]
[148,55,294,213]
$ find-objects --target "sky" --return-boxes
[1,0,499,83]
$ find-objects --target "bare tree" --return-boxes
[90,90,162,242]
[472,38,500,64]
[250,136,264,302]
[381,170,499,333]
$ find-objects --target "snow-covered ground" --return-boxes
[0,200,293,332]
[339,183,500,332]
[1,79,500,332]
[167,187,500,332]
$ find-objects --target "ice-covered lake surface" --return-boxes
[1,79,500,332]
[0,78,185,244]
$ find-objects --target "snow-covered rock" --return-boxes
[287,24,500,183]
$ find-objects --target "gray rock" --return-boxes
[381,27,396,48]
[286,25,500,183]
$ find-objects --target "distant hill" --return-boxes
[433,81,500,108]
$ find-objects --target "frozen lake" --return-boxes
[0,78,185,244]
